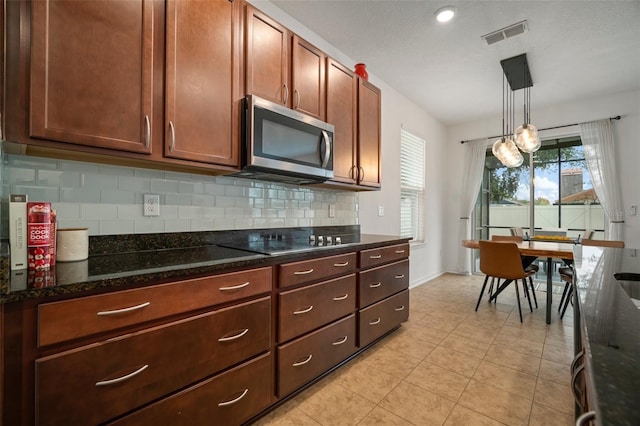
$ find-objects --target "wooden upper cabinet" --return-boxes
[291,36,326,120]
[357,79,382,188]
[245,5,325,120]
[326,59,357,184]
[29,0,156,154]
[164,0,240,167]
[245,5,290,105]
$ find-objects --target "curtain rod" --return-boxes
[460,115,621,144]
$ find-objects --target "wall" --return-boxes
[444,90,640,272]
[0,152,358,236]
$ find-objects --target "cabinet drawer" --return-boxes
[38,267,272,347]
[279,274,356,343]
[278,314,356,397]
[36,297,271,426]
[278,252,356,288]
[359,290,409,348]
[359,243,409,269]
[110,352,273,426]
[358,260,409,308]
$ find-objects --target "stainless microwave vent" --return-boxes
[482,20,528,46]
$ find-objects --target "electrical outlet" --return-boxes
[328,204,336,218]
[143,194,160,217]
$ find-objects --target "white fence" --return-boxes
[489,204,605,238]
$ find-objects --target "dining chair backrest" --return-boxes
[492,235,523,243]
[479,240,528,280]
[510,227,524,237]
[582,239,625,248]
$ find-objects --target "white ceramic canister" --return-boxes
[56,228,89,262]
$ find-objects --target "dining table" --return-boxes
[462,239,575,324]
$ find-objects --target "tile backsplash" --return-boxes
[0,152,358,237]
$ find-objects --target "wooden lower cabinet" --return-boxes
[358,260,409,308]
[109,352,273,426]
[359,290,410,347]
[277,314,357,397]
[278,274,356,343]
[36,297,271,425]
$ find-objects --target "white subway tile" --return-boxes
[118,204,141,219]
[81,203,118,219]
[190,219,215,231]
[83,173,118,189]
[134,218,166,233]
[59,219,100,235]
[52,203,81,219]
[150,179,179,193]
[99,164,135,177]
[101,219,135,235]
[101,189,135,204]
[164,219,192,233]
[36,170,64,187]
[118,176,151,192]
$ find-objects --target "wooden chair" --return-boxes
[491,235,538,309]
[558,238,625,319]
[476,241,536,322]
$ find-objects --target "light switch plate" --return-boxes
[328,204,336,218]
[143,194,160,217]
[378,206,384,216]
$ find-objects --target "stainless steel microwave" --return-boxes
[233,95,334,184]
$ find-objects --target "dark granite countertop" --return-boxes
[573,245,640,425]
[1,227,410,303]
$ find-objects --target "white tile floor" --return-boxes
[253,273,576,425]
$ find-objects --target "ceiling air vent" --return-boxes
[482,20,528,46]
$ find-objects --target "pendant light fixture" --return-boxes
[492,71,523,168]
[494,53,539,167]
[514,57,541,152]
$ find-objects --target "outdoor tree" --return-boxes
[488,146,579,203]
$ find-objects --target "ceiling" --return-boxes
[269,0,640,126]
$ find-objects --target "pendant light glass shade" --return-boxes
[492,137,523,168]
[514,123,541,153]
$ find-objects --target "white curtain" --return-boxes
[457,138,488,274]
[580,119,625,240]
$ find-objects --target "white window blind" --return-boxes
[400,129,425,242]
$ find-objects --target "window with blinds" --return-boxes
[400,129,425,242]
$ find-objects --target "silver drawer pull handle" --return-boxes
[369,254,382,259]
[394,250,406,254]
[293,305,314,315]
[369,318,381,325]
[218,328,249,342]
[97,302,150,316]
[395,274,405,279]
[575,411,596,426]
[370,282,382,288]
[333,261,349,267]
[218,388,249,407]
[293,354,313,367]
[95,364,148,387]
[144,115,150,148]
[294,268,314,275]
[333,294,349,301]
[395,305,405,311]
[219,281,250,291]
[332,336,348,345]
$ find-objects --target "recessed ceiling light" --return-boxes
[435,6,456,23]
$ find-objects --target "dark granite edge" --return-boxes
[2,232,410,304]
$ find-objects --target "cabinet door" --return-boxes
[30,0,155,154]
[164,0,240,166]
[291,35,325,120]
[245,5,289,105]
[326,59,357,184]
[357,79,382,188]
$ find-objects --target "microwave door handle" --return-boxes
[321,130,331,168]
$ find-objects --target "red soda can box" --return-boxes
[27,202,52,270]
